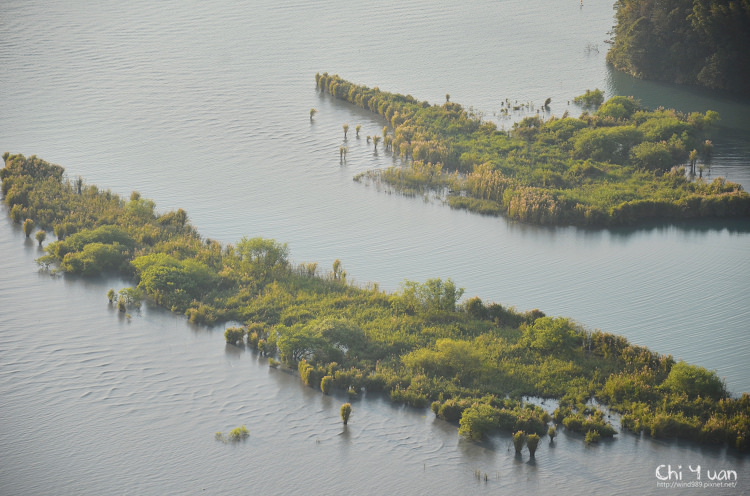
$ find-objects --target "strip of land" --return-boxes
[2,152,748,449]
[315,73,750,226]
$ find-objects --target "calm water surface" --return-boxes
[1,1,749,494]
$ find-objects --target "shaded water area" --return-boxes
[1,0,749,493]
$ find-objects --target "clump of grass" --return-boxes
[228,425,249,441]
[216,425,249,443]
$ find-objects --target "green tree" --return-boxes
[630,141,673,171]
[662,361,726,400]
[458,403,498,441]
[276,324,325,364]
[526,433,540,457]
[35,230,46,246]
[523,317,579,352]
[355,124,361,138]
[341,403,352,425]
[397,278,465,314]
[343,123,349,139]
[225,327,246,345]
[573,89,604,108]
[321,375,333,394]
[22,218,34,237]
[236,237,289,277]
[689,149,699,175]
[548,425,557,442]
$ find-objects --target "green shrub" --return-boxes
[22,218,34,237]
[548,425,557,441]
[320,375,333,395]
[662,361,726,401]
[585,430,600,444]
[513,431,526,453]
[227,425,249,441]
[224,327,246,345]
[459,404,499,441]
[574,89,604,108]
[526,433,540,457]
[341,403,352,425]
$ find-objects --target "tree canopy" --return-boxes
[607,0,750,93]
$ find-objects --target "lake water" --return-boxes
[1,0,748,494]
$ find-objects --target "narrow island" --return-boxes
[2,152,748,451]
[314,72,750,226]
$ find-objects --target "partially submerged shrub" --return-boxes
[526,433,540,457]
[585,430,601,444]
[224,326,246,345]
[341,403,352,425]
[513,431,526,453]
[321,375,333,394]
[548,425,557,442]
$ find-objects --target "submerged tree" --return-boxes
[341,403,352,425]
[689,149,699,175]
[224,326,246,345]
[35,230,46,246]
[343,123,349,139]
[355,124,361,138]
[310,108,317,121]
[513,431,527,454]
[526,433,540,457]
[22,218,34,237]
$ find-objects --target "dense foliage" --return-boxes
[2,152,748,450]
[607,0,750,93]
[315,73,750,226]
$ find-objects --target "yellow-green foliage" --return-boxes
[340,403,352,425]
[216,425,249,443]
[3,152,748,451]
[224,326,246,345]
[316,73,750,226]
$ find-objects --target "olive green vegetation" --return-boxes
[2,153,749,450]
[215,425,249,443]
[526,433,540,457]
[341,403,352,425]
[513,431,526,453]
[316,73,750,227]
[607,0,750,93]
